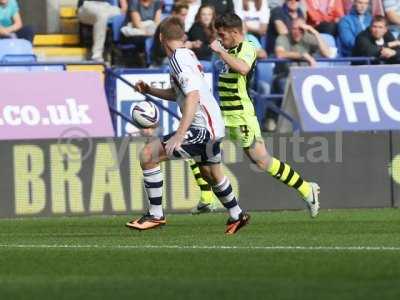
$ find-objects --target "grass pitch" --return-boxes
[0,209,399,300]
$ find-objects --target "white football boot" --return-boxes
[304,182,320,218]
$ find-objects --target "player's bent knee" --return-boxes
[255,158,269,171]
[140,145,156,167]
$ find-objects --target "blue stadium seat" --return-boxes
[318,33,338,67]
[0,39,33,62]
[1,54,36,63]
[255,61,275,88]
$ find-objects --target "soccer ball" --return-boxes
[131,101,160,128]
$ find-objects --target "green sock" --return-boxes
[189,160,215,204]
[267,157,311,199]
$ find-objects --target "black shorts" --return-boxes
[162,127,222,165]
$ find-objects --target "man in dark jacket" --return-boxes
[353,15,400,64]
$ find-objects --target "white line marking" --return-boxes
[0,244,399,251]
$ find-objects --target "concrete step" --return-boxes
[34,34,80,46]
[60,6,79,34]
[59,6,77,19]
[34,46,87,62]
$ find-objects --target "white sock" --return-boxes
[149,204,163,219]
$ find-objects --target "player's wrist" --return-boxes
[145,85,152,94]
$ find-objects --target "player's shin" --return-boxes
[212,177,242,220]
[267,157,311,199]
[143,166,164,218]
[189,160,215,205]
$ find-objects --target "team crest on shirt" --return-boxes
[179,75,189,88]
[221,62,230,74]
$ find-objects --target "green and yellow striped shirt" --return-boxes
[218,41,257,126]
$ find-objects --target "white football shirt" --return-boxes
[168,48,225,140]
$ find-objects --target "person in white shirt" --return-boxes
[125,16,250,235]
[234,0,270,38]
[185,0,201,32]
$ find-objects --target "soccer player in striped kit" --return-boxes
[126,16,249,234]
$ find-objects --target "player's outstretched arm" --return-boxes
[210,40,251,76]
[134,81,177,101]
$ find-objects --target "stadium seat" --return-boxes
[0,39,34,62]
[320,33,337,55]
[255,61,275,88]
[1,54,37,63]
[318,33,338,67]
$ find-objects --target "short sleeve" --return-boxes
[275,35,290,50]
[171,52,202,95]
[13,0,19,13]
[128,0,140,12]
[154,0,162,11]
[237,43,257,67]
[176,71,202,95]
[271,7,285,23]
[259,0,270,24]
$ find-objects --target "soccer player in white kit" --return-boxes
[125,16,250,234]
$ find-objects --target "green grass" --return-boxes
[0,209,400,300]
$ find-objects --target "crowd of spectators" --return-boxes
[85,0,400,67]
[73,0,400,131]
[2,0,400,131]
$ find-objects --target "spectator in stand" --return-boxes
[78,0,127,62]
[267,0,305,55]
[121,0,161,37]
[264,17,331,131]
[202,0,235,17]
[353,15,400,63]
[188,4,217,61]
[337,0,372,56]
[304,0,345,35]
[0,0,34,42]
[234,0,270,39]
[185,0,201,32]
[269,0,307,15]
[151,2,189,66]
[383,0,400,37]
